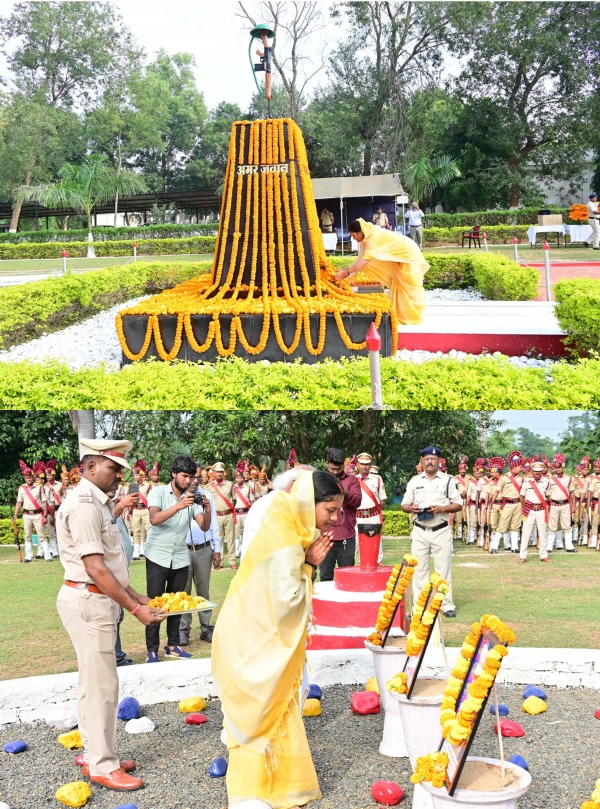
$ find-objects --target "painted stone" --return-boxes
[595,708,600,720]
[125,717,155,734]
[522,696,547,715]
[350,691,381,715]
[179,697,207,713]
[303,698,322,717]
[366,676,380,695]
[113,805,139,809]
[522,685,546,700]
[185,713,208,725]
[0,801,11,809]
[488,703,509,717]
[117,697,141,721]
[4,741,27,754]
[45,709,78,731]
[308,684,322,700]
[371,780,404,805]
[57,731,83,749]
[494,719,525,737]
[209,756,228,777]
[509,754,528,771]
[55,782,92,807]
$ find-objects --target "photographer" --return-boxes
[144,455,211,662]
[179,464,221,646]
[401,446,463,618]
[404,202,424,248]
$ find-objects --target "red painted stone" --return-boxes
[494,719,524,737]
[185,713,207,725]
[350,691,380,715]
[371,780,404,805]
[595,708,600,720]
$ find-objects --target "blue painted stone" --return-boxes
[113,805,139,809]
[509,754,528,771]
[209,756,228,777]
[308,684,323,700]
[4,740,27,754]
[117,697,140,721]
[488,703,509,717]
[522,685,546,700]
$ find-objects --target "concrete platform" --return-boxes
[396,301,568,356]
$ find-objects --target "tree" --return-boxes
[403,154,461,206]
[181,102,244,193]
[237,1,328,122]
[450,2,600,207]
[0,412,78,506]
[558,412,600,470]
[16,155,147,256]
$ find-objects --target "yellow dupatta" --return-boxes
[356,218,428,325]
[211,470,317,754]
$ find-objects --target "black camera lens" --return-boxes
[193,489,204,506]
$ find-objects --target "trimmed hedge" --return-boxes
[0,261,212,349]
[422,224,530,246]
[420,206,568,229]
[382,510,410,536]
[330,252,538,300]
[554,278,600,356]
[0,518,14,544]
[1,355,599,409]
[0,235,216,260]
[0,223,219,243]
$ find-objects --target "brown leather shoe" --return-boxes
[90,768,143,791]
[82,760,136,779]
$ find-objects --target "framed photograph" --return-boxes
[440,629,502,796]
[381,558,409,648]
[402,587,438,698]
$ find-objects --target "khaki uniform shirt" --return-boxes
[45,480,64,512]
[254,482,272,500]
[136,481,153,508]
[356,473,387,509]
[56,479,129,588]
[209,480,236,513]
[547,475,575,502]
[587,200,599,220]
[494,474,523,501]
[17,483,45,511]
[520,477,550,504]
[454,474,470,498]
[233,483,254,509]
[467,478,484,504]
[402,471,462,528]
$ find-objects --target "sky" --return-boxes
[0,0,340,110]
[493,411,583,441]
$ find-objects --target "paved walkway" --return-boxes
[521,260,600,300]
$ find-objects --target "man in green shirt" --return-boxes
[144,455,211,663]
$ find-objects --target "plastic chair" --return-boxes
[461,225,481,248]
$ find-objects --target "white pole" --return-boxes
[493,682,506,779]
[544,241,551,301]
[513,236,519,263]
[133,241,137,262]
[340,197,344,257]
[61,249,67,275]
[366,323,384,409]
[482,232,488,252]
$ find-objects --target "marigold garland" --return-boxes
[411,752,449,789]
[405,573,449,657]
[581,778,600,809]
[117,118,397,360]
[365,554,418,646]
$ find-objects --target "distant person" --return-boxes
[373,207,390,229]
[320,207,335,232]
[333,218,429,325]
[405,202,424,248]
[587,192,599,250]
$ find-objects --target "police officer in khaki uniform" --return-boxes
[56,439,163,792]
[355,452,387,563]
[546,453,576,553]
[401,446,463,617]
[13,460,49,562]
[519,462,550,563]
[43,460,63,559]
[491,451,524,553]
[586,458,600,550]
[233,461,254,559]
[131,460,152,560]
[208,462,237,570]
[485,457,506,553]
[453,455,470,541]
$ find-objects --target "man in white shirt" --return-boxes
[372,207,389,229]
[519,462,550,563]
[179,464,221,645]
[587,193,599,249]
[405,202,424,248]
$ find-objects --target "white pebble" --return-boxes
[44,708,78,731]
[424,287,484,302]
[0,802,11,809]
[125,716,155,734]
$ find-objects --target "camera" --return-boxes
[193,489,205,507]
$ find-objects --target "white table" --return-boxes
[321,232,338,251]
[527,225,565,247]
[564,224,593,244]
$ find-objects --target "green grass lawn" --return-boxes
[0,253,214,274]
[421,244,598,262]
[1,538,598,681]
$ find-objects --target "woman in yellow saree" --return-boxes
[211,470,344,809]
[333,218,429,325]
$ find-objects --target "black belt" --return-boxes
[502,498,520,504]
[189,541,211,550]
[415,521,448,533]
[133,506,148,511]
[235,508,249,514]
[23,509,42,515]
[550,500,568,506]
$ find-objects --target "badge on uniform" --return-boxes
[79,495,93,503]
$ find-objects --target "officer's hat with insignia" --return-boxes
[420,445,442,457]
[357,452,373,464]
[213,462,225,473]
[79,438,133,470]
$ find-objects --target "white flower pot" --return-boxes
[389,676,447,809]
[365,638,408,757]
[420,757,532,809]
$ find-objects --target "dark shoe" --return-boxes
[116,658,133,667]
[164,645,192,659]
[443,610,456,618]
[24,558,31,563]
[491,549,498,554]
[566,549,577,553]
[146,651,159,663]
[82,759,136,780]
[89,768,143,791]
[178,636,189,647]
[200,629,213,643]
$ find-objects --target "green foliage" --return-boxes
[2,355,600,409]
[554,278,600,355]
[0,236,216,260]
[487,427,557,461]
[0,261,211,349]
[559,412,600,469]
[422,225,530,246]
[0,223,219,243]
[0,518,15,543]
[382,510,410,537]
[423,207,567,228]
[404,154,462,205]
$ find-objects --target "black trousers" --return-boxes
[145,558,189,652]
[319,537,356,582]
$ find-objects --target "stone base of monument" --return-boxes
[121,312,393,364]
[420,758,531,809]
